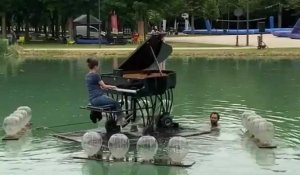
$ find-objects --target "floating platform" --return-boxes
[52,128,201,167]
[52,127,213,144]
[2,123,32,141]
[73,155,195,167]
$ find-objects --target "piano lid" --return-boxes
[118,34,173,71]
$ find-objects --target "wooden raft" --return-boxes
[52,127,213,144]
[73,154,195,167]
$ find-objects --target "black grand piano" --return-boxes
[83,34,177,134]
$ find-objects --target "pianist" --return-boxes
[85,58,126,126]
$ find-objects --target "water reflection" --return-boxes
[0,56,24,78]
[82,161,105,175]
[81,160,188,175]
[241,135,276,167]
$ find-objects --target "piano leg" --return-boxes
[125,96,129,115]
[132,98,137,122]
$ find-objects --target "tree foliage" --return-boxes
[0,0,299,39]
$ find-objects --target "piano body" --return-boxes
[85,34,177,134]
[103,34,177,132]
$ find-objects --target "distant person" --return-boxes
[85,58,127,126]
[210,112,220,130]
[10,29,16,44]
[151,26,159,35]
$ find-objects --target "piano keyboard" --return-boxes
[115,88,137,94]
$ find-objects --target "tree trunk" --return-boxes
[16,22,20,34]
[137,20,144,41]
[86,12,90,38]
[25,18,30,42]
[1,13,6,37]
[67,17,73,39]
[55,11,59,38]
[34,25,38,33]
[43,24,48,39]
[50,16,55,38]
[60,16,66,37]
[191,14,195,31]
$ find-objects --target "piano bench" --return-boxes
[81,105,119,123]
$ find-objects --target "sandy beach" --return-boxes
[165,34,300,48]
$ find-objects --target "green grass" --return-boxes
[18,47,300,60]
[171,48,300,59]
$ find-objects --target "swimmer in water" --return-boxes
[210,112,220,131]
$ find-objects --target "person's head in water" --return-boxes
[87,58,99,71]
[210,112,220,127]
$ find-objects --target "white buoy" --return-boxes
[11,112,25,129]
[257,122,275,145]
[245,115,261,131]
[17,106,32,121]
[252,118,267,139]
[13,110,28,128]
[136,136,158,161]
[81,132,102,157]
[248,115,263,135]
[168,137,189,164]
[108,133,129,159]
[241,111,256,127]
[3,116,21,136]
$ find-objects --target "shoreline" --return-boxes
[17,47,300,60]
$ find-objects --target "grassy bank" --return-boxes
[17,47,300,60]
[21,41,230,49]
[14,40,300,59]
[172,48,300,59]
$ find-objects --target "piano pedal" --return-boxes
[90,111,102,124]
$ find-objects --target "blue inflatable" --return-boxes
[76,38,109,44]
[271,18,300,39]
[273,31,291,37]
[289,19,300,39]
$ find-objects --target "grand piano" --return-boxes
[85,34,177,134]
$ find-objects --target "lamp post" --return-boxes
[85,0,90,39]
[278,3,282,28]
[98,0,101,47]
[246,0,249,46]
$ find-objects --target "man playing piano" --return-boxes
[85,58,127,126]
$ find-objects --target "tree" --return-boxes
[203,0,220,23]
[184,0,206,30]
[287,0,300,15]
[0,0,11,37]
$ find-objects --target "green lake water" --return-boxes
[0,57,300,175]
